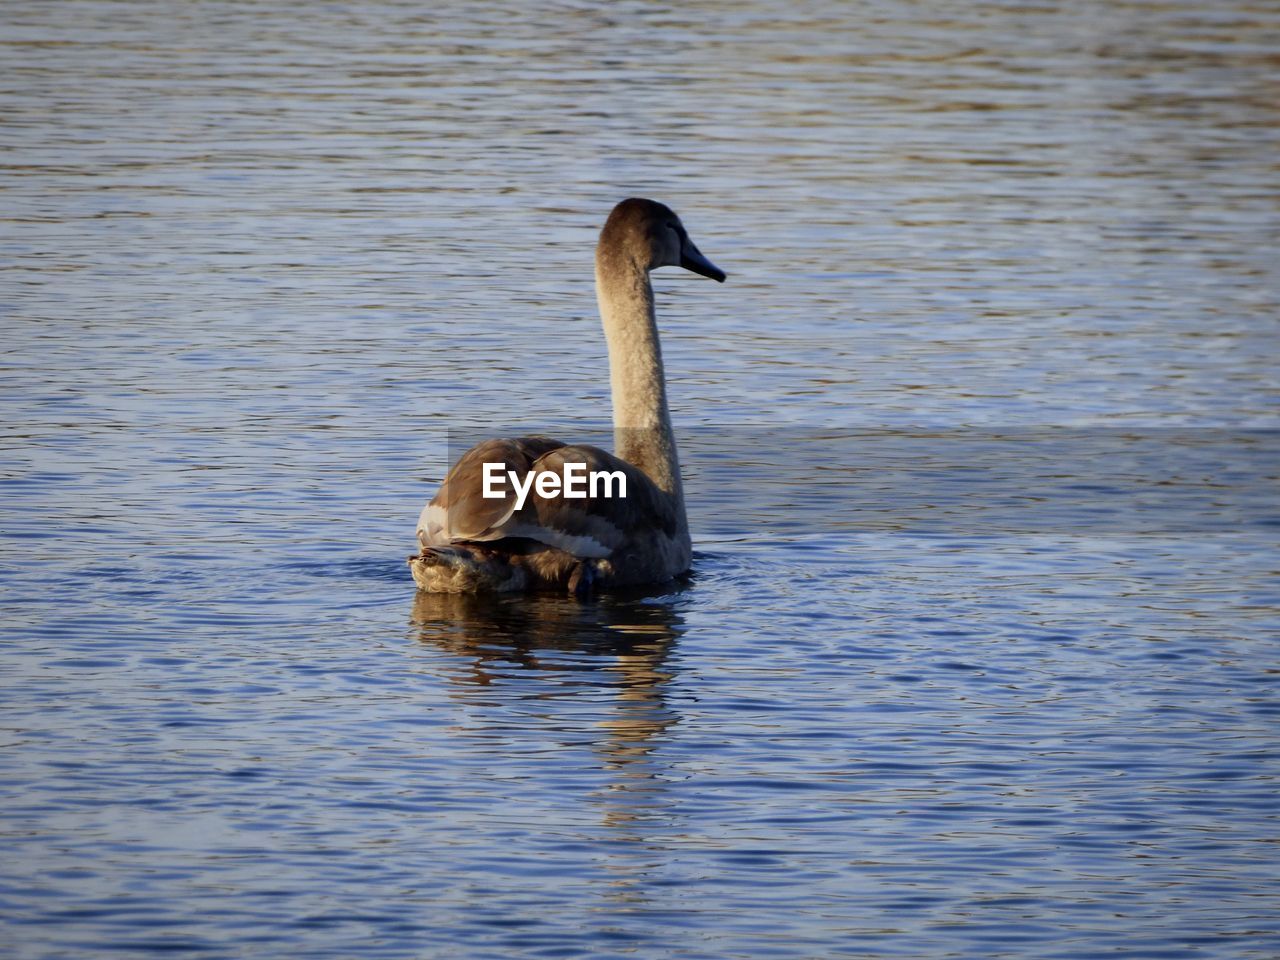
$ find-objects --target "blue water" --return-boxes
[3,1,1278,957]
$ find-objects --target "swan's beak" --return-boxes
[680,241,727,283]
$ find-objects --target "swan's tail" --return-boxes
[408,544,599,595]
[407,545,528,593]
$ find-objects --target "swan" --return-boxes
[409,198,725,594]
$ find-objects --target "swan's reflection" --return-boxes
[409,586,687,853]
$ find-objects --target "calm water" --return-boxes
[3,1,1279,957]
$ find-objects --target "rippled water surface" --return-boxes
[4,2,1279,957]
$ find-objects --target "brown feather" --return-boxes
[413,437,686,592]
[423,436,564,542]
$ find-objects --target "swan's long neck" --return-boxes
[595,254,686,522]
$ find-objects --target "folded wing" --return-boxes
[418,437,676,560]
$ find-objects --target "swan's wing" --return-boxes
[418,436,565,546]
[503,444,678,559]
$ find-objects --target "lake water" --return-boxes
[3,1,1278,957]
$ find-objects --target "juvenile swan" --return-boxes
[409,198,726,594]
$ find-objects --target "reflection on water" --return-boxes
[3,0,1279,957]
[411,585,686,674]
[411,588,684,831]
[411,588,689,918]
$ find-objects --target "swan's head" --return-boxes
[598,198,726,283]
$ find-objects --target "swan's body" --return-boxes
[409,198,725,594]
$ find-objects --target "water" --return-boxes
[3,1,1278,957]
